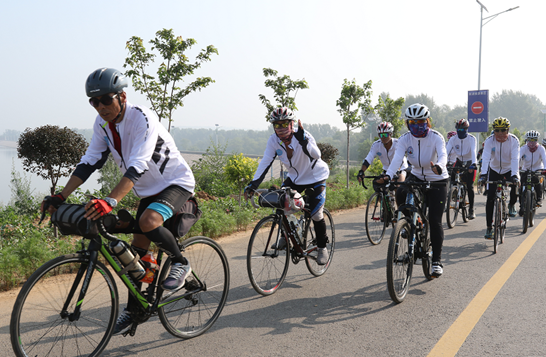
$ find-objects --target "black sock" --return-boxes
[313,218,327,248]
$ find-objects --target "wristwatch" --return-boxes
[103,197,118,208]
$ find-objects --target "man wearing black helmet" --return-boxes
[41,68,196,335]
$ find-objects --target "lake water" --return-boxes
[0,145,100,206]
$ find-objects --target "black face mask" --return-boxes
[457,129,468,139]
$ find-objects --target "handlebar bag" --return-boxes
[51,204,98,238]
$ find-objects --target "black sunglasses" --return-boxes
[494,128,508,133]
[89,94,118,108]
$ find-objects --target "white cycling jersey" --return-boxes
[250,129,329,187]
[520,144,546,171]
[386,129,449,181]
[446,134,477,165]
[77,102,195,198]
[480,133,520,177]
[363,138,408,171]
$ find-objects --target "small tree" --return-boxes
[374,93,405,137]
[17,125,88,195]
[224,153,259,206]
[336,79,373,188]
[124,28,218,131]
[258,68,309,120]
[191,141,233,197]
[317,142,339,170]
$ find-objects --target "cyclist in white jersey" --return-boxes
[445,118,478,219]
[357,121,407,185]
[519,130,546,211]
[377,103,449,278]
[41,68,196,335]
[479,117,520,239]
[244,107,331,265]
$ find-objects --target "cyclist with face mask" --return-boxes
[445,118,478,219]
[357,121,408,186]
[479,117,520,239]
[519,130,546,211]
[244,107,331,265]
[377,103,449,278]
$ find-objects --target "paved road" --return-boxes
[1,192,545,356]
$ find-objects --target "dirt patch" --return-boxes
[195,191,218,201]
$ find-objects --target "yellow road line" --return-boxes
[428,218,546,357]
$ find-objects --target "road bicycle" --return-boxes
[247,188,335,296]
[386,181,445,304]
[10,204,230,357]
[519,169,544,233]
[361,176,397,245]
[446,161,471,228]
[485,180,512,254]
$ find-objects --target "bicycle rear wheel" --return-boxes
[419,219,433,281]
[10,254,118,357]
[530,191,536,227]
[305,208,335,276]
[365,192,386,245]
[493,198,501,254]
[523,190,530,233]
[461,187,468,223]
[158,236,230,339]
[386,218,413,303]
[446,186,459,228]
[247,215,289,296]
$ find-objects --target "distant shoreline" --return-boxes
[0,141,16,148]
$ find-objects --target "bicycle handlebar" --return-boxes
[249,189,269,209]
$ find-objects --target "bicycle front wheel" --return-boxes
[305,208,335,277]
[523,190,530,234]
[461,187,468,223]
[446,186,459,228]
[386,218,413,303]
[158,236,230,339]
[365,192,386,245]
[10,254,118,357]
[247,215,289,296]
[530,191,536,227]
[493,198,501,253]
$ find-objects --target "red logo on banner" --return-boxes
[471,101,484,115]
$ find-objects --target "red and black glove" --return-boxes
[43,193,65,209]
[90,199,113,216]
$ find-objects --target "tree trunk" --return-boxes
[346,123,350,189]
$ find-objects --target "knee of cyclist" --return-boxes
[139,213,163,233]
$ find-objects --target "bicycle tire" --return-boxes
[305,208,335,277]
[246,215,289,296]
[493,198,501,253]
[158,236,230,339]
[365,192,386,245]
[446,186,459,229]
[419,219,433,281]
[386,218,413,303]
[530,191,536,227]
[500,201,507,244]
[461,187,468,223]
[10,254,118,357]
[523,190,530,234]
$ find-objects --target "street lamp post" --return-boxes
[215,124,220,146]
[476,1,519,90]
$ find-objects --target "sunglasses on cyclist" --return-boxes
[379,133,390,138]
[407,119,427,125]
[527,138,538,142]
[457,128,466,132]
[273,122,291,129]
[89,94,118,108]
[494,128,508,133]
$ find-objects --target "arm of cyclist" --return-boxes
[385,136,408,181]
[480,137,492,176]
[510,135,520,180]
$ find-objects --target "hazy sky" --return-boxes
[2,0,544,133]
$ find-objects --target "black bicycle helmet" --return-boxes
[85,68,129,97]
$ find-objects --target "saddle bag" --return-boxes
[165,197,202,239]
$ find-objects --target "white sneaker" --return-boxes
[162,262,192,291]
[431,262,443,278]
[316,248,329,265]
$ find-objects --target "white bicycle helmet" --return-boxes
[525,130,540,140]
[377,121,394,134]
[270,107,296,122]
[404,103,430,120]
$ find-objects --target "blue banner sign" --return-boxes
[467,90,489,132]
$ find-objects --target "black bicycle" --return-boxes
[386,181,444,304]
[446,161,471,228]
[247,188,335,296]
[519,169,544,233]
[10,204,230,357]
[485,180,512,254]
[361,176,397,245]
